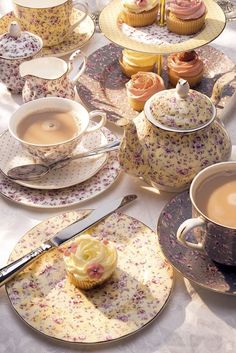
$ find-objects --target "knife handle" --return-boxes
[0,242,53,287]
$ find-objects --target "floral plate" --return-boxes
[99,0,226,54]
[0,129,107,190]
[157,191,236,295]
[77,43,236,123]
[6,210,173,343]
[0,9,95,57]
[0,127,120,208]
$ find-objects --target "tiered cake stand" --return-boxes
[77,0,235,123]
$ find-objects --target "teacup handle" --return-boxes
[68,49,87,84]
[177,217,206,250]
[70,1,88,31]
[86,110,107,133]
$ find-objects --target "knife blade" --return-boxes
[0,194,137,287]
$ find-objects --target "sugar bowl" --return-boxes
[0,21,43,93]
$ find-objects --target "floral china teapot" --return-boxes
[19,49,87,102]
[119,75,235,192]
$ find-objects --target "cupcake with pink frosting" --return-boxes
[126,72,165,111]
[166,0,207,35]
[167,50,204,87]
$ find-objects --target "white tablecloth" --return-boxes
[1,1,236,352]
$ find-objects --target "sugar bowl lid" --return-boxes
[0,21,43,60]
[144,79,216,132]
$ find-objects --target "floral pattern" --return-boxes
[0,30,42,93]
[158,191,236,295]
[0,127,121,208]
[77,43,236,124]
[0,10,95,57]
[6,211,173,343]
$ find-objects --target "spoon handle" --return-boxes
[49,140,120,169]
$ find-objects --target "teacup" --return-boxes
[8,97,107,164]
[177,162,236,266]
[12,0,88,47]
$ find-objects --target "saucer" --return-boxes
[77,43,236,124]
[0,127,120,208]
[0,9,95,57]
[0,129,107,190]
[157,191,236,295]
[6,210,173,343]
[99,0,225,54]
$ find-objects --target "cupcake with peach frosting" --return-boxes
[119,49,159,77]
[166,0,206,35]
[168,50,204,87]
[120,0,159,27]
[126,72,165,111]
[64,234,118,290]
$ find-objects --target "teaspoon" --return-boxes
[7,140,120,181]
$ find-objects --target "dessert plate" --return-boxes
[0,127,120,208]
[0,9,95,57]
[6,210,173,344]
[99,0,226,54]
[77,43,236,124]
[0,129,107,190]
[157,191,236,295]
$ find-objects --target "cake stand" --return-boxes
[99,0,226,73]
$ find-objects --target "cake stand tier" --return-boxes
[99,0,226,55]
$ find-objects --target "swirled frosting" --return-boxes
[122,49,159,67]
[64,234,117,282]
[167,0,206,20]
[126,72,165,102]
[121,0,159,13]
[168,51,204,77]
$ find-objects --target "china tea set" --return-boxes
[1,0,236,274]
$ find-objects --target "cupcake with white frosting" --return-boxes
[64,234,118,290]
[120,0,159,27]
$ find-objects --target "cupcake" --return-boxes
[120,0,159,27]
[166,0,207,35]
[64,234,118,290]
[119,49,159,78]
[167,50,204,87]
[126,71,165,111]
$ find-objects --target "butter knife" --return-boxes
[0,194,137,287]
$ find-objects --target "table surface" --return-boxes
[1,1,236,353]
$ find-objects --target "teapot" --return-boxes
[19,49,87,103]
[119,74,235,192]
[0,21,42,93]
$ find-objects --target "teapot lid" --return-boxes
[144,79,216,132]
[0,21,43,60]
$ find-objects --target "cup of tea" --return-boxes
[12,0,88,47]
[8,97,106,164]
[177,162,236,266]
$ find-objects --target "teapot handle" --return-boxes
[210,70,236,107]
[68,49,87,84]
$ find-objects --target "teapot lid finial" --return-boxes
[8,21,21,39]
[176,79,190,98]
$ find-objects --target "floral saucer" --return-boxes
[0,127,120,208]
[0,9,95,57]
[158,191,236,295]
[77,43,236,124]
[0,129,107,190]
[6,210,173,343]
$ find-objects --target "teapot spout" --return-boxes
[211,70,236,106]
[118,116,148,178]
